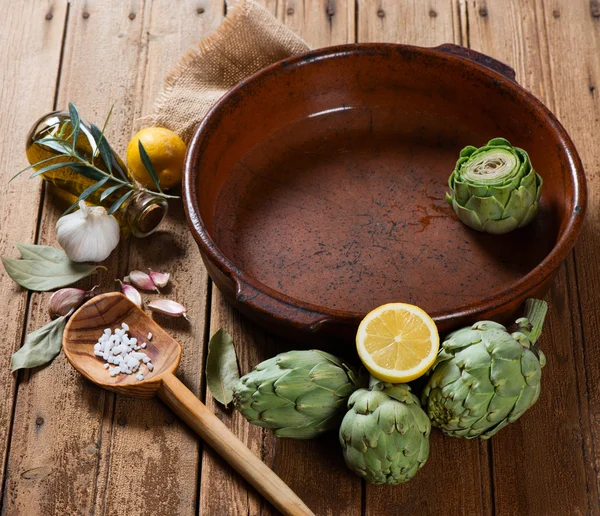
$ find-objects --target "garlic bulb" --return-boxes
[56,201,120,262]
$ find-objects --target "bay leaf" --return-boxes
[16,243,70,262]
[12,316,66,371]
[2,244,103,291]
[206,329,240,407]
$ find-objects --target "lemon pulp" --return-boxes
[356,303,439,383]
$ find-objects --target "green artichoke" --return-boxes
[446,138,542,234]
[339,381,431,484]
[232,350,363,439]
[422,299,548,439]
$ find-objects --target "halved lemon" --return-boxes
[356,303,439,383]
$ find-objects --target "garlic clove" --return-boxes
[117,279,143,308]
[149,269,170,289]
[147,299,187,319]
[48,286,97,318]
[126,270,158,292]
[56,201,120,263]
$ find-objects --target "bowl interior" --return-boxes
[191,47,576,316]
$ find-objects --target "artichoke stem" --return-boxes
[520,298,548,344]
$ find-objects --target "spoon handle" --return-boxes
[157,372,314,516]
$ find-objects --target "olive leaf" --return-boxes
[9,155,59,183]
[138,140,163,193]
[66,163,105,181]
[2,244,103,291]
[100,183,125,202]
[108,190,133,215]
[12,316,67,371]
[36,137,72,154]
[68,103,81,153]
[10,104,178,204]
[206,329,240,407]
[63,176,110,214]
[90,123,113,174]
[29,161,76,179]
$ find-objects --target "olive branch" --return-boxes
[11,103,178,215]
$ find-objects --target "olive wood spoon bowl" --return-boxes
[63,292,314,516]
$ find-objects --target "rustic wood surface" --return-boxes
[0,0,598,515]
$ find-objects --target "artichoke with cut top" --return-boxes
[446,138,542,234]
[232,350,363,439]
[422,299,548,439]
[339,381,431,484]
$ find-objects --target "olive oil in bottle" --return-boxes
[26,111,168,237]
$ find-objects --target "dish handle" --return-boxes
[434,43,517,82]
[235,279,333,333]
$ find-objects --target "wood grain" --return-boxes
[263,4,362,515]
[467,0,600,513]
[275,0,355,48]
[3,1,145,513]
[357,0,457,46]
[202,293,365,516]
[93,1,219,514]
[357,2,492,515]
[63,293,312,516]
[0,1,69,505]
[159,373,314,516]
[200,291,277,515]
[1,1,600,515]
[198,2,362,515]
[63,293,182,398]
[546,0,600,507]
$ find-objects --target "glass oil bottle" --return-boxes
[26,111,168,237]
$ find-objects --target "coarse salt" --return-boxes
[95,324,154,381]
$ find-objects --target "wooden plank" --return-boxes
[93,1,220,515]
[0,0,69,505]
[276,0,355,48]
[201,296,362,516]
[467,0,550,100]
[357,0,456,46]
[357,2,493,515]
[3,1,147,514]
[551,0,600,505]
[199,293,274,516]
[468,0,600,513]
[199,2,362,515]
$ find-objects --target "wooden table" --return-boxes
[1,1,598,514]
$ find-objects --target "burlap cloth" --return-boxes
[150,0,309,142]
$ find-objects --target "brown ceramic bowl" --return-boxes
[184,43,586,344]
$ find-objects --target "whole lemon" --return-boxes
[126,127,187,190]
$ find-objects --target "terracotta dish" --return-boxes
[184,43,586,344]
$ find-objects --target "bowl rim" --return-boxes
[183,42,587,327]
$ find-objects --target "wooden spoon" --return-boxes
[63,292,314,516]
